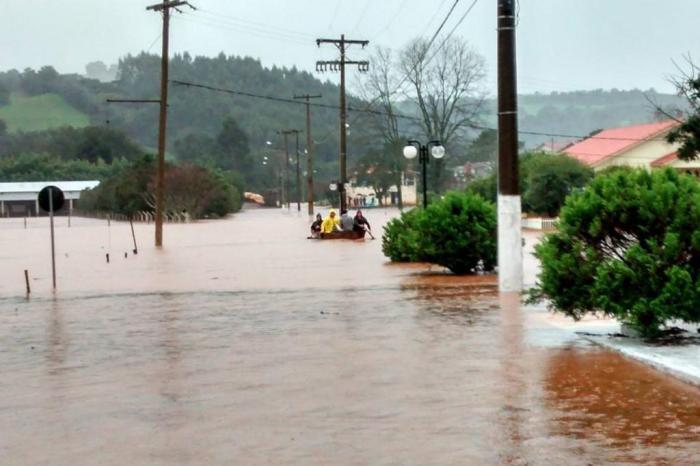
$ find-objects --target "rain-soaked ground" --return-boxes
[1,207,700,465]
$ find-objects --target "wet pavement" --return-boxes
[1,208,700,465]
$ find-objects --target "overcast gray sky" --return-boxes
[1,0,696,94]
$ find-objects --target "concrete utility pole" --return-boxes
[316,35,369,212]
[147,0,192,247]
[294,94,322,216]
[278,129,302,209]
[497,0,523,292]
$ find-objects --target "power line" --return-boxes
[175,13,313,46]
[170,79,671,143]
[192,7,316,39]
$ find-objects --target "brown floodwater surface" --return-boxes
[1,208,699,465]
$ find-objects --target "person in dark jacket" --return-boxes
[310,213,323,237]
[353,210,371,233]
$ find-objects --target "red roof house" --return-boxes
[564,120,684,170]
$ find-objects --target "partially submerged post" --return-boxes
[497,0,523,292]
[24,270,30,295]
[38,185,64,290]
[130,216,138,254]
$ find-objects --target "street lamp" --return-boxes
[403,140,445,207]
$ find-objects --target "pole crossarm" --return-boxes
[315,61,369,72]
[293,94,322,100]
[146,1,191,11]
[106,99,161,104]
[316,38,369,47]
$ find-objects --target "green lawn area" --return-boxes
[0,93,90,132]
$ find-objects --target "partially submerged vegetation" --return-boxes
[382,191,496,274]
[79,155,242,219]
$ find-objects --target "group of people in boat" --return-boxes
[310,209,371,238]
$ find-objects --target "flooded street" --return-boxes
[1,208,700,465]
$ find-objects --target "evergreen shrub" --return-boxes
[529,168,700,337]
[382,191,497,274]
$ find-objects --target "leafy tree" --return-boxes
[355,142,403,206]
[666,63,700,160]
[0,126,142,163]
[522,153,593,216]
[0,153,125,182]
[529,168,700,337]
[463,129,497,163]
[173,133,218,165]
[80,156,241,218]
[0,84,9,106]
[465,152,592,216]
[75,126,143,163]
[215,116,252,173]
[466,172,497,202]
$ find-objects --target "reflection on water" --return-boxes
[545,348,700,463]
[0,209,699,465]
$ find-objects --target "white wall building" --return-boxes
[0,181,99,217]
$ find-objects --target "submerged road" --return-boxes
[1,208,699,465]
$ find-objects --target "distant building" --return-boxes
[535,140,574,153]
[564,120,700,174]
[346,172,418,207]
[0,181,99,217]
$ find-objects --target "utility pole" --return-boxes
[278,129,302,209]
[295,131,301,212]
[316,35,369,212]
[294,94,322,216]
[497,0,522,292]
[147,0,192,247]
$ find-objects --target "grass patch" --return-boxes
[0,93,90,132]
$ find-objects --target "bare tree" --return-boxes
[399,36,487,190]
[357,46,406,208]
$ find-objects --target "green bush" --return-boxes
[465,152,593,217]
[522,153,593,216]
[417,192,497,274]
[382,192,497,274]
[529,168,700,337]
[381,208,424,262]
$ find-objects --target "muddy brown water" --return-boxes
[1,208,699,465]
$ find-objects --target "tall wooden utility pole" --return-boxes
[294,94,322,216]
[294,130,301,212]
[316,35,369,212]
[497,0,522,292]
[278,129,302,209]
[147,0,191,247]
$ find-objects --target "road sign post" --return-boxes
[38,186,65,290]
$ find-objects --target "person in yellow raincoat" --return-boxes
[321,209,340,234]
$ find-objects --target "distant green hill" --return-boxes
[483,89,686,147]
[0,93,90,132]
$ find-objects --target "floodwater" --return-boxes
[1,208,700,465]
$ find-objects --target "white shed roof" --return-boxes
[0,181,100,202]
[0,181,100,194]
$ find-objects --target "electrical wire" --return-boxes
[174,13,313,47]
[170,79,670,143]
[372,0,411,40]
[192,7,316,40]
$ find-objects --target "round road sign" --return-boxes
[38,185,65,212]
